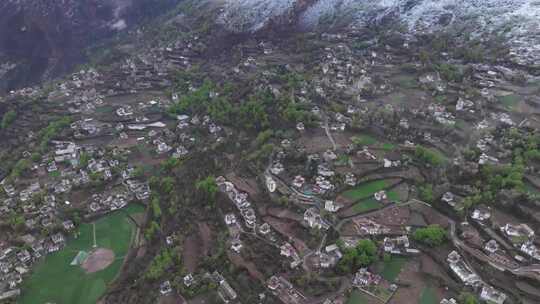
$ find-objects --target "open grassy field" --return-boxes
[351,134,377,146]
[343,180,389,200]
[381,143,396,151]
[419,287,438,304]
[352,198,382,213]
[19,204,144,304]
[525,182,540,195]
[346,290,369,304]
[379,256,408,282]
[497,94,520,110]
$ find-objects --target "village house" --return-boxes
[183,273,194,287]
[267,275,306,304]
[324,200,341,212]
[471,207,491,223]
[500,223,535,244]
[352,268,381,288]
[159,281,172,295]
[353,218,390,235]
[484,240,500,254]
[270,161,285,175]
[520,241,540,261]
[480,285,507,304]
[319,244,343,268]
[314,176,334,194]
[304,208,330,230]
[258,223,271,235]
[374,190,387,202]
[224,213,237,226]
[231,238,243,253]
[280,242,301,268]
[292,175,305,189]
[345,173,357,186]
[441,192,455,205]
[447,251,482,286]
[266,175,277,193]
[383,236,418,255]
[212,271,237,303]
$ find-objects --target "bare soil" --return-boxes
[226,173,260,197]
[263,216,309,254]
[227,251,265,282]
[267,207,303,222]
[198,222,213,256]
[182,235,202,273]
[82,248,115,273]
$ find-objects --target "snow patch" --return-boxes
[111,19,127,31]
[218,0,296,32]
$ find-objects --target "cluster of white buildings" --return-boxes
[216,176,257,228]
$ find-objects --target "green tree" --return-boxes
[145,249,174,280]
[255,130,273,147]
[79,152,90,168]
[196,176,218,202]
[1,110,17,129]
[161,157,181,172]
[236,98,270,130]
[144,220,161,240]
[11,159,30,178]
[151,197,162,219]
[418,184,434,204]
[160,176,175,195]
[39,117,72,152]
[413,225,447,246]
[132,166,145,179]
[414,146,445,167]
[337,239,378,273]
[459,292,479,304]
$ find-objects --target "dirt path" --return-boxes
[323,115,337,151]
[182,235,202,273]
[198,222,213,256]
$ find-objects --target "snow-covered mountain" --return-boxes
[215,0,540,65]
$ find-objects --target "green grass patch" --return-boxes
[453,119,466,130]
[525,182,540,193]
[95,106,115,114]
[525,182,540,195]
[394,75,418,89]
[19,204,144,304]
[343,180,389,200]
[49,171,61,178]
[381,143,396,151]
[387,190,400,202]
[419,287,438,304]
[346,290,369,304]
[380,256,408,282]
[351,134,377,147]
[351,198,382,213]
[497,94,520,110]
[335,155,350,167]
[414,146,447,167]
[434,95,446,103]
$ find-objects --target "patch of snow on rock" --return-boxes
[218,0,295,33]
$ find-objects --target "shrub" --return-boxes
[413,225,447,246]
[1,110,17,129]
